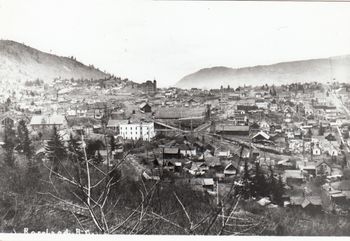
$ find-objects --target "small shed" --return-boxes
[163,147,180,159]
[139,103,152,113]
[224,163,238,177]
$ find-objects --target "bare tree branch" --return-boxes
[173,191,193,230]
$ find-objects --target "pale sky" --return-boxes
[1,0,350,87]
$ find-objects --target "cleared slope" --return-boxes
[0,40,109,82]
[177,55,350,89]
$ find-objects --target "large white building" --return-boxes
[119,122,155,141]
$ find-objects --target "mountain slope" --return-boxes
[176,55,350,89]
[0,40,109,82]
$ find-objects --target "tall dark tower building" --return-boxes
[153,79,157,92]
[140,79,157,94]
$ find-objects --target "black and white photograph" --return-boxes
[0,0,350,238]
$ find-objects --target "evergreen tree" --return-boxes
[86,139,105,160]
[3,124,16,167]
[250,166,259,197]
[268,166,276,198]
[101,105,109,127]
[68,134,84,163]
[5,97,11,111]
[270,85,277,96]
[45,125,66,173]
[274,175,285,206]
[17,119,25,140]
[110,135,116,153]
[252,162,269,198]
[251,162,259,198]
[67,134,84,183]
[241,159,252,199]
[17,119,33,160]
[268,168,284,206]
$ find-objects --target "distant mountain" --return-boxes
[0,40,109,83]
[176,55,350,89]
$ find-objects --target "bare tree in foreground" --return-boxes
[39,133,270,234]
